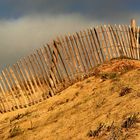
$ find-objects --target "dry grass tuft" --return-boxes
[9,125,23,138]
[121,113,139,129]
[87,123,105,137]
[119,87,132,97]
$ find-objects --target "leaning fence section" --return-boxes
[0,24,140,113]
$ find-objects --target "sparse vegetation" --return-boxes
[96,98,106,108]
[121,113,139,129]
[86,79,91,83]
[9,125,23,138]
[119,87,132,97]
[100,72,117,80]
[87,113,140,139]
[10,111,31,122]
[108,126,123,140]
[87,123,105,137]
[75,91,79,96]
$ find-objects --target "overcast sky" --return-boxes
[0,0,140,71]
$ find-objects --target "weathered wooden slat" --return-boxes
[0,78,10,112]
[124,25,134,58]
[131,20,138,59]
[93,27,105,63]
[35,50,55,96]
[96,26,107,61]
[108,25,119,58]
[40,47,58,91]
[55,37,72,84]
[69,35,83,74]
[16,62,34,105]
[43,45,60,84]
[0,92,3,113]
[73,33,87,73]
[54,40,71,83]
[117,25,131,58]
[129,25,137,59]
[23,58,38,92]
[28,55,46,99]
[33,52,50,88]
[0,75,14,111]
[131,19,137,34]
[125,25,132,57]
[12,65,30,106]
[101,25,112,60]
[2,70,19,110]
[87,28,98,65]
[117,25,128,57]
[59,36,75,81]
[0,95,5,113]
[13,64,32,106]
[46,44,65,91]
[129,25,136,58]
[9,67,28,107]
[110,25,123,57]
[114,24,126,57]
[134,26,138,59]
[0,86,5,113]
[51,42,66,84]
[115,25,126,57]
[137,27,140,59]
[121,25,131,58]
[94,27,106,63]
[83,29,96,67]
[23,57,43,102]
[5,68,23,108]
[68,34,82,78]
[76,32,90,71]
[56,36,74,82]
[0,82,9,112]
[109,25,120,58]
[47,43,64,86]
[65,35,78,79]
[0,92,5,113]
[30,54,47,93]
[69,35,82,72]
[37,48,56,95]
[104,25,115,59]
[20,59,38,103]
[79,31,93,70]
[118,25,129,58]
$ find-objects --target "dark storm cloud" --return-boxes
[0,0,140,22]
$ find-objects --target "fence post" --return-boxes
[131,19,137,35]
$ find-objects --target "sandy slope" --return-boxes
[0,58,140,140]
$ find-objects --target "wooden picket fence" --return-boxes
[0,23,140,113]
